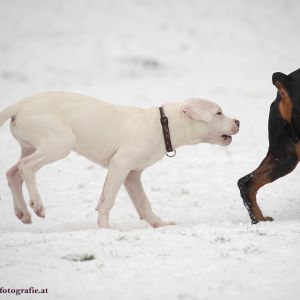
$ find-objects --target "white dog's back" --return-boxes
[2,91,147,165]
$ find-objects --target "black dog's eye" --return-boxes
[216,112,222,115]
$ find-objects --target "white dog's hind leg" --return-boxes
[18,150,48,217]
[16,121,75,218]
[96,162,130,229]
[6,147,34,224]
[18,143,74,218]
[124,170,175,228]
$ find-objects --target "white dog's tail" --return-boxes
[0,104,20,127]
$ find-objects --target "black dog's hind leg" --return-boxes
[238,150,298,224]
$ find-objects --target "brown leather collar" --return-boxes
[159,106,176,157]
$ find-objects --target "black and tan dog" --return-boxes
[238,68,300,224]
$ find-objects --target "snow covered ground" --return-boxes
[0,0,300,299]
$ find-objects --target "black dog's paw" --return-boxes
[262,216,274,222]
[252,216,274,224]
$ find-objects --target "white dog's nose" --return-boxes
[235,120,240,128]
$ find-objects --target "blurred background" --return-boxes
[0,0,299,104]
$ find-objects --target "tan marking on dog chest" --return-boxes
[278,98,293,123]
[275,81,293,123]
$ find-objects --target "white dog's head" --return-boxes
[182,98,239,146]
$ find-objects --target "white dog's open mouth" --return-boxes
[221,134,232,144]
[222,134,232,140]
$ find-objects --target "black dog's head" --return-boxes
[272,69,300,136]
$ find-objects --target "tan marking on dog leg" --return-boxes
[248,175,273,221]
[248,154,275,222]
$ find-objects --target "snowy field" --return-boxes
[0,0,300,299]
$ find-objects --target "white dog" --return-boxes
[0,92,239,228]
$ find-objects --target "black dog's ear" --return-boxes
[272,72,290,99]
[272,72,289,86]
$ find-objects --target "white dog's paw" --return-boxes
[97,215,110,229]
[146,216,176,228]
[29,200,45,218]
[15,208,32,224]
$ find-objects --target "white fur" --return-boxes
[0,92,239,228]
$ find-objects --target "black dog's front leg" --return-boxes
[238,150,298,224]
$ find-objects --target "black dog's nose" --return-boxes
[235,120,240,128]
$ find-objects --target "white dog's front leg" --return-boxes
[124,170,175,228]
[96,165,130,228]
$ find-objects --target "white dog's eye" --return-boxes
[216,112,222,115]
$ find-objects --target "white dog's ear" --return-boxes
[182,99,215,122]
